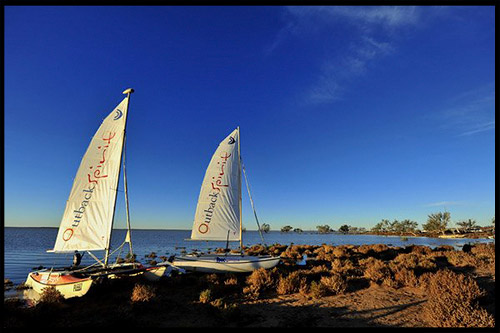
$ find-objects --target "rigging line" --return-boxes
[72,259,101,273]
[87,251,105,267]
[241,156,266,245]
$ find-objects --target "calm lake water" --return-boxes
[4,227,494,285]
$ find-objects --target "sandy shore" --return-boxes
[4,242,495,327]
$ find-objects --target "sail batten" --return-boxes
[51,97,130,253]
[191,129,241,241]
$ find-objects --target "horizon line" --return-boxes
[3,226,345,232]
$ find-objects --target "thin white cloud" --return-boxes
[424,201,464,208]
[459,121,495,136]
[269,6,422,104]
[307,35,395,103]
[322,6,420,28]
[285,6,420,29]
[438,84,495,136]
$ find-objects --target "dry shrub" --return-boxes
[470,243,495,258]
[331,258,359,277]
[309,280,328,299]
[222,274,240,294]
[407,245,432,255]
[371,244,389,253]
[277,271,305,295]
[330,258,344,272]
[198,273,223,292]
[465,243,495,273]
[298,279,310,296]
[436,302,495,327]
[356,244,375,256]
[4,278,13,290]
[433,245,454,252]
[322,245,335,254]
[246,245,267,256]
[428,269,484,304]
[131,283,156,303]
[268,244,288,257]
[39,286,64,303]
[320,274,347,295]
[382,276,399,288]
[393,253,436,272]
[204,273,220,286]
[393,253,419,269]
[360,258,391,284]
[332,245,350,258]
[444,251,480,268]
[423,269,494,327]
[418,272,434,290]
[379,248,399,260]
[242,286,259,299]
[243,268,276,299]
[308,264,330,275]
[301,245,317,254]
[210,297,224,308]
[315,251,335,262]
[223,274,238,286]
[246,267,275,289]
[312,245,331,261]
[199,289,212,304]
[289,244,304,254]
[281,245,303,261]
[390,264,418,288]
[210,297,241,321]
[418,256,438,271]
[146,251,157,258]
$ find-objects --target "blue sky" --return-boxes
[5,6,495,230]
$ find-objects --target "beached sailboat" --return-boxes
[172,127,281,273]
[25,88,165,299]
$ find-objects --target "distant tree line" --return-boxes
[372,212,494,235]
[372,219,419,235]
[256,212,494,235]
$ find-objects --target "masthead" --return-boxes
[122,88,134,95]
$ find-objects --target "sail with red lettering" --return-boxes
[191,128,241,241]
[50,96,129,253]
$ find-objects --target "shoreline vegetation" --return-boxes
[5,241,495,327]
[273,212,495,240]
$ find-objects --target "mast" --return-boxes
[238,126,243,251]
[123,135,133,257]
[104,88,134,267]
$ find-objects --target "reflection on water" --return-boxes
[296,254,308,266]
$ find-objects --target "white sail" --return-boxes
[51,97,129,253]
[191,128,241,241]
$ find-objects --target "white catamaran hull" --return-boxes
[173,254,280,273]
[25,271,93,299]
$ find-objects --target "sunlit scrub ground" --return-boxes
[4,242,495,327]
